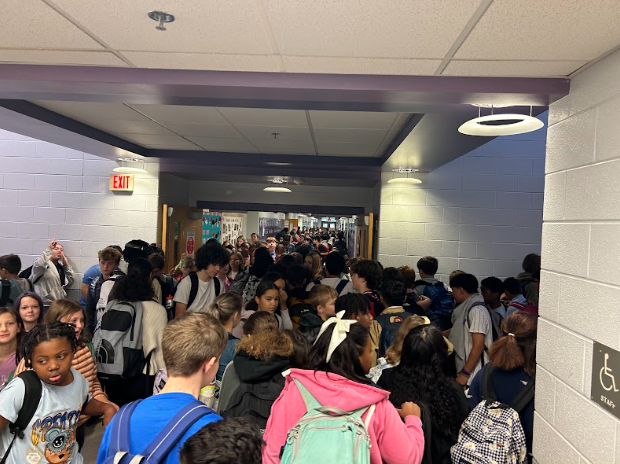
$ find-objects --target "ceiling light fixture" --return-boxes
[459,106,544,136]
[148,11,175,31]
[388,168,422,185]
[114,157,147,174]
[264,178,291,193]
[265,162,292,166]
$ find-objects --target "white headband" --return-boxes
[314,310,357,362]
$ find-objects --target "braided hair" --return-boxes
[22,322,77,368]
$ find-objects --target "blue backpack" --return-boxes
[102,399,214,464]
[375,311,411,357]
[415,280,455,331]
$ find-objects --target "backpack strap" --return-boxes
[509,376,536,413]
[335,279,348,295]
[293,379,323,412]
[1,370,43,464]
[187,272,199,308]
[107,400,143,461]
[0,280,11,306]
[213,277,221,297]
[481,365,497,401]
[141,401,214,462]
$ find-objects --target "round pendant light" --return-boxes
[458,113,544,136]
[114,157,147,173]
[264,178,291,193]
[387,168,422,185]
[264,186,292,193]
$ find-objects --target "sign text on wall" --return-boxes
[109,174,134,192]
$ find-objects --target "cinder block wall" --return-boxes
[377,116,546,282]
[0,129,159,299]
[534,49,620,464]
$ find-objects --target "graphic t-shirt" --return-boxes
[173,275,225,313]
[0,368,89,464]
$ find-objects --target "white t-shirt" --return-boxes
[173,276,226,312]
[309,277,354,296]
[0,368,90,463]
[464,305,494,383]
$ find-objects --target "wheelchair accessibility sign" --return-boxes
[592,342,620,418]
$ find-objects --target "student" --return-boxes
[0,307,19,387]
[149,252,174,302]
[298,285,337,343]
[97,258,168,406]
[14,292,44,333]
[332,231,348,256]
[175,241,230,317]
[503,277,531,315]
[97,312,227,464]
[414,256,441,297]
[234,280,293,339]
[282,329,311,369]
[0,254,31,304]
[266,237,277,259]
[310,251,354,295]
[379,325,469,463]
[448,273,493,387]
[350,259,384,317]
[31,238,75,308]
[86,246,123,335]
[228,252,244,281]
[375,280,414,358]
[250,233,259,245]
[338,293,382,366]
[205,293,243,381]
[0,322,116,463]
[217,262,232,292]
[518,253,540,307]
[304,251,323,286]
[469,311,537,455]
[221,319,293,429]
[240,248,274,305]
[262,312,425,464]
[480,276,506,336]
[180,417,264,464]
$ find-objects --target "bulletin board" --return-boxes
[202,213,222,244]
[221,213,244,244]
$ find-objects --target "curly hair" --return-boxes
[385,324,463,436]
[236,329,293,362]
[22,322,77,368]
[350,259,382,290]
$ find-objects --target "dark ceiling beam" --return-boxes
[196,201,365,216]
[0,64,570,111]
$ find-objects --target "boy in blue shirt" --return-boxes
[97,312,228,464]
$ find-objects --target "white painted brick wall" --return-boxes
[0,129,159,298]
[536,47,620,463]
[377,116,546,282]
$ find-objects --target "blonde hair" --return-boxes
[236,329,293,362]
[162,312,227,377]
[306,251,322,281]
[385,315,429,365]
[44,299,87,344]
[205,293,242,325]
[309,285,337,310]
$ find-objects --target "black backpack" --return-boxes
[18,266,43,285]
[180,272,221,309]
[0,280,12,306]
[0,371,42,464]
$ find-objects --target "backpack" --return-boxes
[101,399,214,464]
[0,280,12,306]
[0,371,42,464]
[280,379,375,464]
[509,299,538,317]
[375,311,411,358]
[180,272,221,309]
[229,270,250,296]
[18,266,43,285]
[415,280,454,331]
[450,366,534,464]
[297,309,324,344]
[93,300,150,383]
[335,278,349,295]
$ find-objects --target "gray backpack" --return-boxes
[93,300,149,382]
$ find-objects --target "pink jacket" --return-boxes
[262,369,424,464]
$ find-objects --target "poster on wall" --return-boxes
[259,217,285,240]
[221,213,244,245]
[202,213,222,244]
[186,231,196,257]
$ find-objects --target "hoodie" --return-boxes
[234,350,290,384]
[263,369,424,464]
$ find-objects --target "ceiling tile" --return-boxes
[455,0,620,61]
[313,127,388,145]
[264,0,480,58]
[0,50,125,67]
[217,108,309,127]
[316,141,379,157]
[236,125,312,142]
[33,101,148,121]
[119,134,192,146]
[1,0,104,50]
[148,143,204,151]
[128,105,228,124]
[443,60,588,77]
[122,52,280,72]
[186,137,260,153]
[90,120,176,136]
[261,148,317,156]
[53,0,272,54]
[160,122,241,138]
[310,111,399,130]
[252,139,316,152]
[282,56,441,75]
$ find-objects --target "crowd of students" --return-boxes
[0,228,541,463]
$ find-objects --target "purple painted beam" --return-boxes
[0,64,569,110]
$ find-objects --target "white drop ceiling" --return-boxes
[34,100,407,155]
[2,0,620,77]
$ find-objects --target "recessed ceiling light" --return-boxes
[148,11,175,31]
[458,114,544,136]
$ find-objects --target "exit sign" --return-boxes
[109,174,134,192]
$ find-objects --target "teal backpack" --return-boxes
[280,379,376,464]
